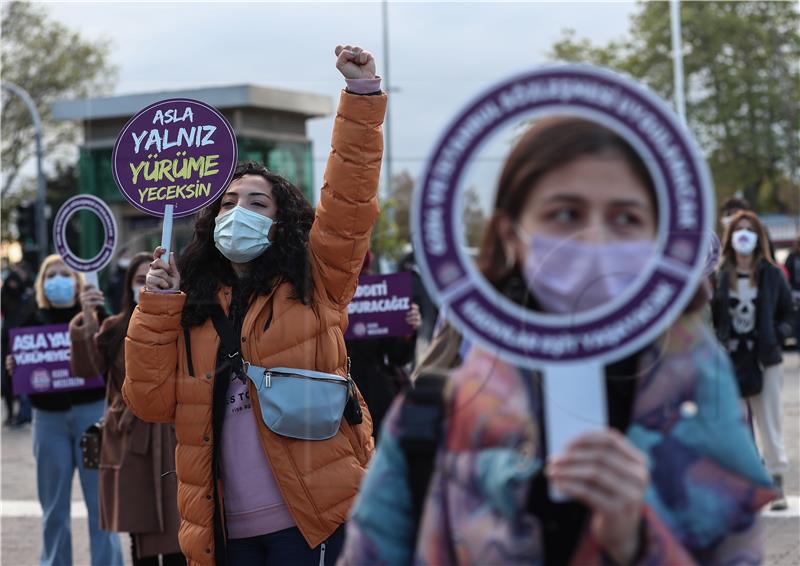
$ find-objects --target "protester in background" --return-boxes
[105,248,132,314]
[398,250,438,352]
[4,254,123,566]
[785,236,800,351]
[718,196,787,278]
[346,251,420,437]
[712,210,794,511]
[70,252,184,566]
[1,266,36,425]
[123,45,384,566]
[342,117,774,565]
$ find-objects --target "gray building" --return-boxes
[53,84,331,258]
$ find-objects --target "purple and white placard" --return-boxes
[112,98,237,219]
[9,324,104,395]
[346,272,414,340]
[412,64,714,368]
[411,64,714,485]
[53,194,118,287]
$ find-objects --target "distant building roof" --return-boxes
[52,84,332,121]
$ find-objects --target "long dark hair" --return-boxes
[477,117,655,292]
[179,161,315,327]
[718,209,775,286]
[96,252,152,361]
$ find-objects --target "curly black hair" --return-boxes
[179,161,315,327]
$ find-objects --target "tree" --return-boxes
[1,1,117,200]
[549,1,799,213]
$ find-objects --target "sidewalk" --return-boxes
[2,354,798,565]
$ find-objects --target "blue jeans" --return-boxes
[226,525,345,566]
[18,394,32,421]
[32,401,123,566]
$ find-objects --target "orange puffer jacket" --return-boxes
[123,90,386,565]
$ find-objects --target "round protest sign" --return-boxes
[111,98,237,218]
[53,194,118,273]
[412,64,714,368]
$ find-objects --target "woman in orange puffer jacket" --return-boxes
[123,45,385,566]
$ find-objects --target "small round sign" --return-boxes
[112,98,237,218]
[53,194,118,273]
[412,64,714,368]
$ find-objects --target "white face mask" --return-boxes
[731,229,758,256]
[213,205,274,263]
[132,286,140,304]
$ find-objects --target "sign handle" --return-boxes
[161,204,174,266]
[83,271,99,290]
[543,362,607,501]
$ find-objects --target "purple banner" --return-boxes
[345,272,414,340]
[9,324,105,395]
[112,98,237,218]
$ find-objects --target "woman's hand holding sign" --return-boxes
[146,247,181,292]
[79,287,105,324]
[546,429,649,565]
[335,45,376,79]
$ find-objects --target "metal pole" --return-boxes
[382,0,394,199]
[670,0,687,124]
[2,81,47,266]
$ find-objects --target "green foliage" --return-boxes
[370,195,405,265]
[1,1,117,205]
[549,1,799,213]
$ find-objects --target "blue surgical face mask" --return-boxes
[213,205,274,263]
[132,286,140,305]
[44,275,76,307]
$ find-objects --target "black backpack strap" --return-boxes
[183,326,195,377]
[208,305,245,382]
[398,372,448,539]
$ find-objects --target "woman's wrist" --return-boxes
[345,76,382,95]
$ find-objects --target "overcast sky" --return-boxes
[45,1,638,205]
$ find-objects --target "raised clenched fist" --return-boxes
[335,45,377,80]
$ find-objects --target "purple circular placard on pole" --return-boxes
[112,98,237,218]
[412,64,714,368]
[53,194,118,273]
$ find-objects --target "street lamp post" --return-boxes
[2,81,48,266]
[382,0,394,199]
[670,0,687,124]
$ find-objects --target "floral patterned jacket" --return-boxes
[340,314,774,565]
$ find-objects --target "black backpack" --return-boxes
[396,371,448,540]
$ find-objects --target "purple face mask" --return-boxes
[521,233,656,314]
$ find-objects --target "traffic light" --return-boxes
[16,203,36,246]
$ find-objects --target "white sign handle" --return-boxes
[161,204,174,266]
[83,271,99,290]
[543,361,607,501]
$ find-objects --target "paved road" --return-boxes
[2,354,798,565]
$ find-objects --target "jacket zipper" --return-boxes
[318,542,326,566]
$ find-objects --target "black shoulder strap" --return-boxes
[398,371,448,540]
[208,305,245,382]
[183,326,195,378]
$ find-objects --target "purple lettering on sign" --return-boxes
[9,324,104,395]
[345,272,414,340]
[112,98,237,218]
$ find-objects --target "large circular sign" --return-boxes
[112,98,237,218]
[53,194,118,273]
[412,64,714,368]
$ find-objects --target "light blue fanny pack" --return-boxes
[244,364,350,441]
